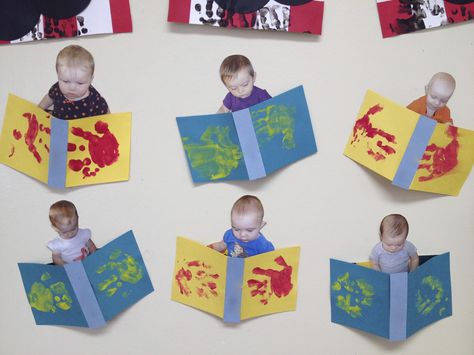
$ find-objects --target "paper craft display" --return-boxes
[18,230,154,328]
[376,0,474,38]
[177,86,317,182]
[168,0,324,35]
[0,0,132,44]
[0,94,131,188]
[171,237,300,323]
[330,254,452,340]
[344,90,474,196]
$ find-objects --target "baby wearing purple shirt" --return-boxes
[217,54,271,113]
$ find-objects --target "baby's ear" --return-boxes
[253,72,257,83]
[424,84,429,95]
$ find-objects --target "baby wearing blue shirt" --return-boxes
[370,214,419,274]
[210,195,274,257]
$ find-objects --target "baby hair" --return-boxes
[231,195,264,219]
[49,200,78,227]
[427,72,456,91]
[220,54,255,84]
[56,45,95,76]
[379,214,409,239]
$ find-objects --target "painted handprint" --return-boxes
[350,104,397,161]
[183,126,242,180]
[175,259,220,298]
[331,272,374,318]
[417,125,459,182]
[247,256,293,305]
[68,120,120,178]
[10,112,50,162]
[416,275,449,317]
[96,250,143,298]
[252,104,296,149]
[28,272,73,313]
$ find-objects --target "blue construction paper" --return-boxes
[330,259,390,339]
[47,117,69,188]
[83,230,154,322]
[389,272,408,340]
[176,86,317,182]
[223,257,245,323]
[176,113,248,182]
[64,262,106,328]
[18,263,88,327]
[233,108,266,180]
[392,116,436,189]
[406,253,452,337]
[251,86,317,175]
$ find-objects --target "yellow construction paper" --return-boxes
[241,247,300,320]
[410,125,474,195]
[65,113,131,187]
[344,90,419,180]
[0,94,51,183]
[171,237,227,318]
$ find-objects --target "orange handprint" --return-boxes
[351,104,397,161]
[247,256,293,305]
[417,125,459,182]
[175,260,220,298]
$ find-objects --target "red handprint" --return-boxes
[10,112,50,162]
[247,256,293,305]
[68,120,119,178]
[175,260,220,298]
[351,104,397,161]
[417,125,459,182]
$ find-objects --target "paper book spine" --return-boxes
[223,257,245,323]
[232,108,266,180]
[47,118,69,188]
[389,272,408,340]
[64,262,106,328]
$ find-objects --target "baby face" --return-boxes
[231,211,265,243]
[224,68,256,100]
[52,216,78,239]
[381,230,407,253]
[425,79,454,113]
[57,65,93,101]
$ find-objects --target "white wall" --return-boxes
[0,1,472,354]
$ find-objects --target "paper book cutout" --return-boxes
[168,0,324,35]
[376,0,474,38]
[344,90,474,196]
[177,86,317,182]
[171,237,300,322]
[0,0,132,44]
[0,94,131,188]
[330,253,452,341]
[18,230,154,328]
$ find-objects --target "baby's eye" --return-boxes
[246,229,255,232]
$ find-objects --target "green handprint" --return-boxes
[332,272,374,318]
[96,250,143,297]
[416,275,448,316]
[183,126,242,180]
[252,104,296,149]
[28,272,73,313]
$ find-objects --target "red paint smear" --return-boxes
[209,274,219,279]
[196,270,206,277]
[22,113,41,163]
[351,104,397,161]
[418,126,459,182]
[8,146,15,158]
[44,145,49,153]
[367,149,386,161]
[39,124,51,135]
[187,260,201,267]
[79,145,85,151]
[12,129,22,140]
[68,143,77,152]
[247,256,293,305]
[70,121,120,178]
[207,282,217,290]
[175,267,192,296]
